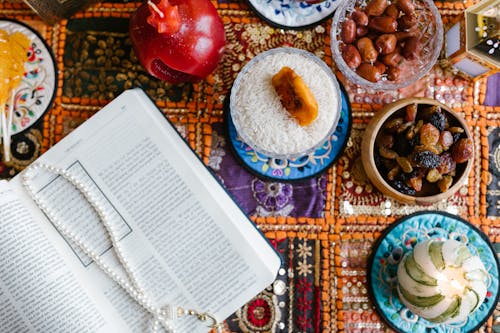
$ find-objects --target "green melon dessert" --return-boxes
[397,239,488,324]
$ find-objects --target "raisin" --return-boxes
[396,122,413,134]
[420,105,440,121]
[379,146,398,159]
[419,123,440,147]
[400,169,422,181]
[436,152,456,175]
[449,127,465,143]
[439,131,453,150]
[413,150,441,169]
[451,138,473,163]
[384,117,404,132]
[453,133,463,143]
[390,180,417,195]
[426,144,443,155]
[437,175,453,193]
[387,165,401,181]
[394,133,412,155]
[405,103,417,122]
[408,176,423,192]
[426,168,442,183]
[376,133,394,149]
[428,111,447,131]
[376,103,470,197]
[396,156,413,173]
[374,151,387,173]
[409,135,420,148]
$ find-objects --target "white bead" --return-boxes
[22,162,221,333]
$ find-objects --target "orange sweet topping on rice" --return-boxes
[271,66,318,126]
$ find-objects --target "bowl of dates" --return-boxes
[361,98,473,205]
[330,0,443,90]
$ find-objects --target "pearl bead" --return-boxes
[22,163,219,333]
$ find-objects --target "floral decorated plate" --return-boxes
[226,81,351,182]
[0,19,57,135]
[246,0,340,29]
[368,211,500,333]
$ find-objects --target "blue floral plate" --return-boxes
[368,211,500,333]
[226,81,351,182]
[246,0,340,29]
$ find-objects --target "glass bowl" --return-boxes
[230,47,342,160]
[330,0,443,90]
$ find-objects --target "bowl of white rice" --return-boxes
[229,47,342,159]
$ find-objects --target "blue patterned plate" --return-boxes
[226,81,351,181]
[368,211,500,333]
[246,0,340,29]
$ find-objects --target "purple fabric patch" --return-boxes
[211,123,327,218]
[485,73,500,107]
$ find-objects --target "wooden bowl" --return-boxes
[361,98,473,205]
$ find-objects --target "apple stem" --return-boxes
[147,0,165,19]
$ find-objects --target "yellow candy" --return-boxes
[0,29,30,105]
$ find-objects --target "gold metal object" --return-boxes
[442,0,499,79]
[22,0,92,24]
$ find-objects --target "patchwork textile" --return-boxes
[0,0,499,332]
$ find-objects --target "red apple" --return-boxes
[129,0,226,84]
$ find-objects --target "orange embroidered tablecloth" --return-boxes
[0,0,499,332]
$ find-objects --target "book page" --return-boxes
[0,180,128,333]
[10,88,281,333]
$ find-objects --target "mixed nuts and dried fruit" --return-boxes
[339,0,425,83]
[374,103,473,196]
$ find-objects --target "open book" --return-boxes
[0,88,281,333]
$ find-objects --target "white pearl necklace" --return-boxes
[21,162,222,333]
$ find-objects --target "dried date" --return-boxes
[351,10,368,26]
[365,0,389,16]
[375,34,397,55]
[398,14,417,30]
[342,44,362,69]
[356,63,382,82]
[384,4,399,19]
[381,48,404,67]
[386,66,401,81]
[357,37,379,63]
[341,19,357,44]
[395,0,415,16]
[402,36,421,60]
[368,16,398,34]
